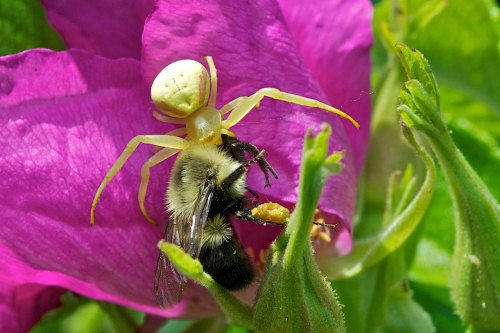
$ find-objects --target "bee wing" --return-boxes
[154,216,186,308]
[182,182,214,258]
[154,181,215,309]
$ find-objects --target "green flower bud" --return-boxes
[253,124,346,333]
[396,43,500,330]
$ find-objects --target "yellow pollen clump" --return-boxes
[251,202,290,224]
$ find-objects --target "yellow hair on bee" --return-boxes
[166,142,246,221]
[202,215,233,248]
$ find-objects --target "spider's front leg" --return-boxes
[90,134,186,225]
[223,88,359,129]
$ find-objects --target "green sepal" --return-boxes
[404,80,440,125]
[157,241,204,278]
[324,151,345,176]
[157,241,253,328]
[253,124,346,333]
[396,43,500,330]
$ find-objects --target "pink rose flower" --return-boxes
[0,0,372,331]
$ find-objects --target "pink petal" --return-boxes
[0,275,65,333]
[40,0,156,59]
[0,49,220,326]
[142,0,371,255]
[277,0,373,174]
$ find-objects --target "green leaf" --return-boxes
[320,126,436,280]
[96,302,140,333]
[412,0,500,114]
[373,0,500,115]
[0,0,65,55]
[410,236,452,288]
[154,320,190,333]
[333,232,434,333]
[32,297,115,333]
[446,119,500,202]
[377,281,435,333]
[440,85,500,141]
[408,0,448,37]
[179,318,228,333]
[412,281,466,333]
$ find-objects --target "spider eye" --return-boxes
[151,59,210,118]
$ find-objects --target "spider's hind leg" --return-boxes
[221,134,278,187]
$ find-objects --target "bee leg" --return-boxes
[139,147,180,225]
[245,187,259,199]
[239,142,278,187]
[235,208,337,230]
[244,149,278,188]
[221,134,245,162]
[220,150,266,193]
[234,209,286,226]
[221,135,278,187]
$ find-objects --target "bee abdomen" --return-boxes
[199,238,254,290]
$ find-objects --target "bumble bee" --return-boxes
[154,134,277,307]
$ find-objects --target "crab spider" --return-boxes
[90,56,359,226]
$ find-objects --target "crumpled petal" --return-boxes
[40,0,155,59]
[142,0,371,256]
[0,272,65,333]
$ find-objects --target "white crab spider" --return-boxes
[90,56,359,225]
